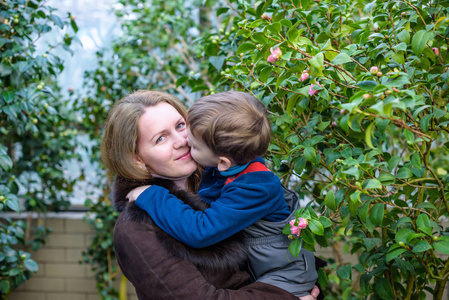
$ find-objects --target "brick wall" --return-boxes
[8,212,137,300]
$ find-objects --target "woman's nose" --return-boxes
[173,132,188,148]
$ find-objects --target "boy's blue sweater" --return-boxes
[135,157,290,248]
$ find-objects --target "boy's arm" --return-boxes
[135,171,284,248]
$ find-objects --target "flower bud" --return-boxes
[300,71,309,82]
[370,66,379,75]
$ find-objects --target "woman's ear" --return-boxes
[133,154,145,169]
[217,157,233,172]
[134,155,151,173]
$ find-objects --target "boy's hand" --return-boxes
[298,285,320,300]
[298,296,315,300]
[126,185,151,202]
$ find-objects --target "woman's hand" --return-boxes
[127,185,151,202]
[298,285,320,300]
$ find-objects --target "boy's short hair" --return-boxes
[187,91,271,164]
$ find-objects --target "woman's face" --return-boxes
[135,102,197,178]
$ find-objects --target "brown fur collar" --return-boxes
[112,175,248,270]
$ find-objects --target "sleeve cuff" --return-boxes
[135,185,169,208]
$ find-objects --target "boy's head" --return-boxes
[187,91,271,171]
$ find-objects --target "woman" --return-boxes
[101,90,320,299]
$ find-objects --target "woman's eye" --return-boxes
[177,122,186,130]
[156,136,165,143]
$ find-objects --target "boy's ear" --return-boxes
[217,156,232,172]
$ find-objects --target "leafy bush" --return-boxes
[204,0,449,299]
[0,0,78,297]
[84,0,449,299]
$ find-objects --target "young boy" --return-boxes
[131,91,319,298]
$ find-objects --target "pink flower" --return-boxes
[267,47,282,63]
[297,218,309,229]
[309,84,319,96]
[300,71,309,82]
[433,47,439,56]
[290,225,300,236]
[289,220,301,237]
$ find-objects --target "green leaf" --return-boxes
[308,219,324,235]
[434,240,449,255]
[50,14,64,28]
[300,228,315,245]
[416,213,431,228]
[413,240,432,253]
[362,238,380,252]
[336,264,352,280]
[420,114,432,133]
[331,52,352,65]
[216,7,229,16]
[24,258,39,272]
[396,228,415,244]
[309,52,324,77]
[294,156,307,174]
[358,80,378,91]
[378,173,395,183]
[324,190,336,210]
[176,76,189,87]
[304,147,317,163]
[385,75,411,88]
[319,216,333,228]
[349,191,361,216]
[209,56,225,71]
[280,19,292,28]
[412,30,431,56]
[287,94,300,116]
[396,217,413,228]
[393,42,407,51]
[0,153,13,171]
[190,85,209,93]
[259,66,273,83]
[0,280,10,294]
[397,167,413,179]
[359,201,370,222]
[342,167,360,179]
[266,22,282,35]
[388,156,400,172]
[0,63,12,77]
[364,179,382,189]
[370,203,384,226]
[365,122,375,149]
[288,237,302,258]
[404,129,415,144]
[397,30,410,44]
[236,43,256,55]
[386,247,407,262]
[411,152,421,168]
[415,202,436,211]
[310,135,325,146]
[317,121,330,131]
[375,278,394,299]
[317,267,328,288]
[6,197,20,213]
